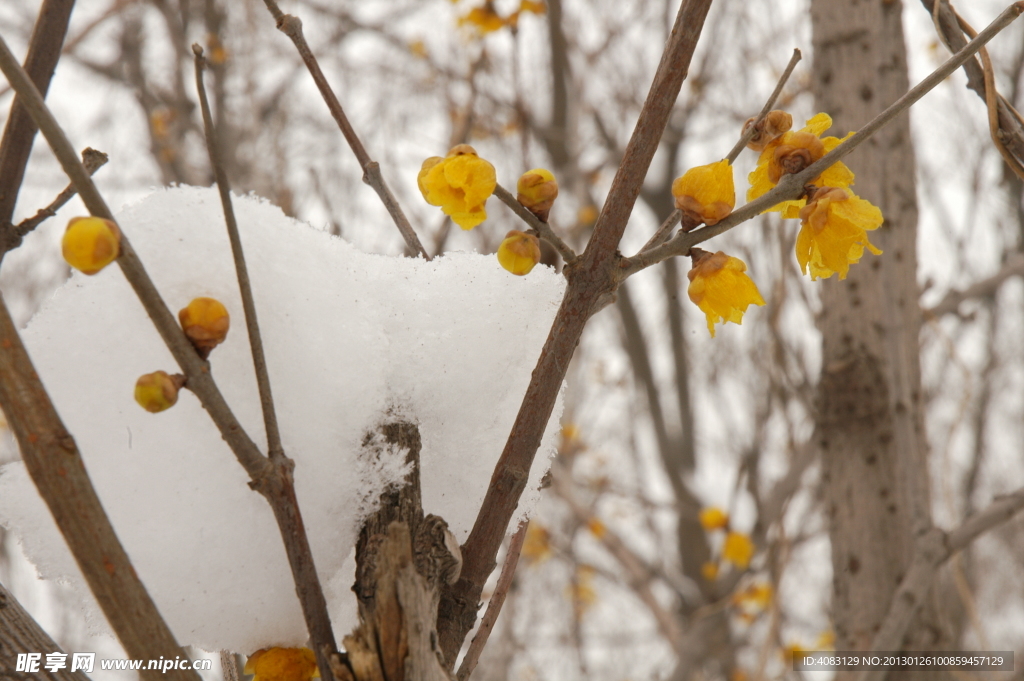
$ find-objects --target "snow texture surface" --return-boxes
[0,186,564,652]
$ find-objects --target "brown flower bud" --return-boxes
[178,297,230,357]
[743,110,793,151]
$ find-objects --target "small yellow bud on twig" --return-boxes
[497,230,541,275]
[516,168,558,222]
[178,297,230,358]
[134,371,185,413]
[61,216,121,275]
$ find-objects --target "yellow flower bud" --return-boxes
[699,506,729,531]
[134,371,184,413]
[701,561,719,581]
[671,160,735,226]
[244,647,320,681]
[497,230,541,275]
[178,297,230,357]
[516,168,559,222]
[722,531,755,569]
[418,145,496,230]
[61,217,121,275]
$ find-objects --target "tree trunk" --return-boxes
[810,0,946,656]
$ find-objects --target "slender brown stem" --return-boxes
[493,183,577,264]
[0,292,199,681]
[437,0,715,662]
[456,522,529,681]
[193,46,338,681]
[724,48,802,164]
[261,0,428,259]
[1,580,92,681]
[0,29,270,482]
[640,208,682,253]
[3,147,108,256]
[621,1,1024,279]
[0,0,74,252]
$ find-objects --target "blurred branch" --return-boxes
[456,522,528,681]
[924,252,1024,317]
[724,48,802,164]
[261,0,428,259]
[0,292,199,681]
[0,0,74,263]
[622,2,1024,278]
[437,0,715,663]
[0,580,93,681]
[860,485,1024,681]
[493,183,577,264]
[2,147,107,255]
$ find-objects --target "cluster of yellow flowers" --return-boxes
[671,111,883,336]
[244,647,319,681]
[455,0,547,35]
[698,506,756,579]
[418,144,558,276]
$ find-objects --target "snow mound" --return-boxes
[0,185,564,652]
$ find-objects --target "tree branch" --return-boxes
[0,292,199,681]
[0,580,93,681]
[260,0,428,259]
[492,183,577,264]
[724,48,802,164]
[923,252,1024,317]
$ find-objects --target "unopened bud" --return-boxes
[178,297,230,357]
[62,217,121,275]
[497,230,541,275]
[743,110,793,151]
[516,168,559,222]
[135,371,185,413]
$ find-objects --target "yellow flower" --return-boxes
[566,565,598,615]
[62,216,121,275]
[587,517,607,539]
[722,531,755,569]
[747,113,855,217]
[731,582,773,610]
[497,230,541,275]
[134,371,183,413]
[671,160,735,226]
[458,2,505,34]
[796,187,883,280]
[178,297,230,357]
[517,168,558,221]
[244,648,319,681]
[687,250,766,337]
[418,145,496,230]
[522,521,552,565]
[699,507,729,531]
[701,561,719,581]
[519,0,547,14]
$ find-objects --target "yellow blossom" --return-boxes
[796,187,883,280]
[458,2,505,34]
[731,582,773,611]
[672,160,735,226]
[62,216,121,275]
[179,297,230,357]
[687,250,766,337]
[244,648,319,681]
[815,630,835,650]
[747,113,855,217]
[699,506,729,531]
[134,371,183,413]
[701,561,719,581]
[587,517,607,539]
[522,521,552,565]
[566,565,598,615]
[517,168,559,221]
[497,230,541,275]
[722,531,755,569]
[419,145,496,230]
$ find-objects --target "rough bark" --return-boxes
[0,581,92,681]
[811,0,943,658]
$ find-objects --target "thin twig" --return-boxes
[456,522,529,681]
[640,209,682,253]
[194,46,283,460]
[4,147,108,254]
[261,0,428,259]
[620,1,1024,280]
[725,48,802,164]
[0,31,271,480]
[923,252,1024,318]
[193,46,339,681]
[493,183,577,264]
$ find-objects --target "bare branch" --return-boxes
[924,252,1024,318]
[260,0,428,259]
[0,293,199,681]
[456,522,528,681]
[724,48,802,164]
[3,147,107,255]
[0,580,93,681]
[492,183,577,264]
